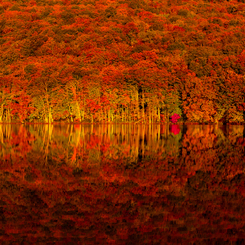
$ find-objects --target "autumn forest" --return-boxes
[1,0,245,124]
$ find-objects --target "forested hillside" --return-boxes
[0,0,245,123]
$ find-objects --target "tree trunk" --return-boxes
[157,107,160,122]
[75,101,81,122]
[165,107,169,123]
[142,92,145,123]
[136,89,140,121]
[48,107,53,123]
[0,104,3,123]
[6,107,11,123]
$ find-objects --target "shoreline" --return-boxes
[0,122,244,125]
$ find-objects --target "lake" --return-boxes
[0,124,245,244]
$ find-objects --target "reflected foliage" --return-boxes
[0,124,245,243]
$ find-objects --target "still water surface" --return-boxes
[0,124,245,244]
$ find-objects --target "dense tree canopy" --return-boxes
[0,0,245,123]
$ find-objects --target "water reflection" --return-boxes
[1,124,244,166]
[0,124,183,166]
[170,124,181,135]
[0,124,245,243]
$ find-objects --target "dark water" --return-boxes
[0,124,245,244]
